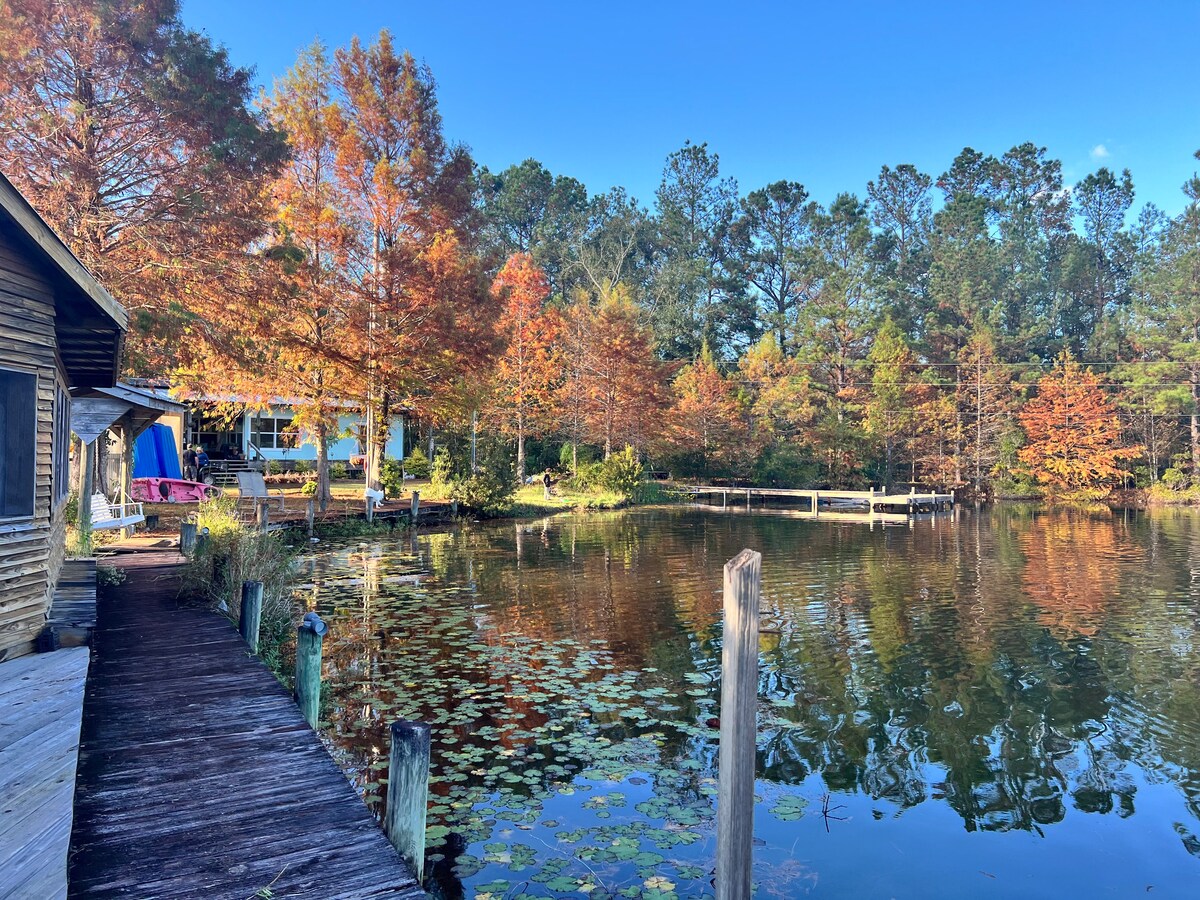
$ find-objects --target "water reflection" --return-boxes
[297,506,1200,898]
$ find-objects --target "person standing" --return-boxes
[542,468,553,500]
[182,445,198,481]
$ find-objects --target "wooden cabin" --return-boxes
[0,173,126,660]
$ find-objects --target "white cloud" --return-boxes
[1090,144,1110,160]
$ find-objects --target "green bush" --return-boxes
[292,460,313,474]
[329,461,348,480]
[404,447,431,479]
[431,448,454,494]
[559,442,598,473]
[450,470,514,516]
[1162,467,1189,491]
[300,479,318,497]
[380,458,405,497]
[598,446,644,496]
[266,459,284,475]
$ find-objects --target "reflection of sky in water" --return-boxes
[294,506,1200,899]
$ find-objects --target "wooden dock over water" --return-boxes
[69,552,423,899]
[677,485,955,514]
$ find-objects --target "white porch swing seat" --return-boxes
[89,492,145,530]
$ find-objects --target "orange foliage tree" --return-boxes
[1017,354,1141,500]
[329,31,493,489]
[0,0,286,371]
[571,285,667,459]
[664,344,750,476]
[490,254,563,482]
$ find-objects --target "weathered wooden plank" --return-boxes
[68,556,422,899]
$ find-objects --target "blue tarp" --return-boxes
[132,423,182,479]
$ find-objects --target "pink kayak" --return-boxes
[131,477,222,503]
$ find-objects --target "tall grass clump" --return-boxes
[184,497,298,678]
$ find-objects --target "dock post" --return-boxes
[256,499,269,531]
[717,549,761,900]
[295,612,327,728]
[365,497,374,524]
[306,499,315,538]
[450,498,458,517]
[384,719,432,883]
[813,491,819,516]
[746,489,751,510]
[195,526,210,556]
[179,520,197,555]
[722,491,727,509]
[239,581,263,653]
[411,490,420,521]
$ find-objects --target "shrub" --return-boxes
[266,459,284,475]
[559,442,598,473]
[1162,467,1189,491]
[450,470,514,516]
[404,447,431,479]
[329,461,348,481]
[293,460,313,474]
[380,458,405,497]
[431,448,454,494]
[300,480,318,497]
[597,446,643,496]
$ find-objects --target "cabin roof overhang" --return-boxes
[0,172,127,388]
[71,382,188,444]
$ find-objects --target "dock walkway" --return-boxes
[0,646,90,900]
[69,552,423,899]
[677,484,954,513]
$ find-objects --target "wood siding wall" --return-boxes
[0,224,67,660]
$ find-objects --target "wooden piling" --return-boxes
[384,719,432,883]
[717,549,762,900]
[239,581,264,653]
[179,521,197,555]
[450,499,458,517]
[365,497,374,524]
[256,499,269,531]
[745,488,751,510]
[306,499,315,538]
[295,612,327,728]
[195,527,210,555]
[410,490,420,521]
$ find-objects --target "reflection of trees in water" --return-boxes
[756,506,1200,834]
[301,507,1200,841]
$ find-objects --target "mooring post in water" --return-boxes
[179,520,197,555]
[365,497,374,524]
[295,612,327,728]
[306,499,315,538]
[410,490,420,521]
[195,526,210,556]
[717,548,761,900]
[450,498,458,517]
[384,719,432,883]
[256,499,269,531]
[239,581,263,653]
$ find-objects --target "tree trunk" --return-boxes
[316,420,331,512]
[365,396,385,493]
[516,413,526,484]
[1192,367,1200,483]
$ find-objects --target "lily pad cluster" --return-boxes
[296,535,812,899]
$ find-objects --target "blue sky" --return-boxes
[183,0,1200,215]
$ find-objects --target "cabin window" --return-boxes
[53,381,70,505]
[251,416,298,450]
[0,368,37,520]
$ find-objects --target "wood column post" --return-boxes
[306,499,315,538]
[179,521,197,555]
[295,612,327,728]
[78,439,96,543]
[717,549,761,900]
[384,719,432,884]
[410,490,420,521]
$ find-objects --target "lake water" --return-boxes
[294,505,1200,899]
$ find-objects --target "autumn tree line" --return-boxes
[3,1,1199,505]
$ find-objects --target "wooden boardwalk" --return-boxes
[69,552,423,899]
[0,647,90,900]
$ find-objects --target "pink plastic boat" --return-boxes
[131,477,222,503]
